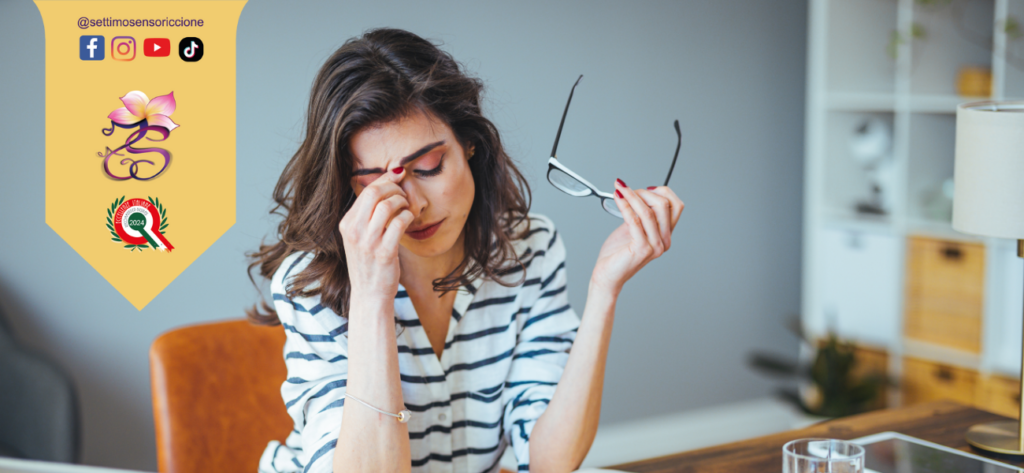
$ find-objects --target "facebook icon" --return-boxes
[79,36,104,61]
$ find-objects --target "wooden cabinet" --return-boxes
[898,356,1021,419]
[903,236,985,353]
[901,356,977,406]
[976,374,1021,418]
[844,236,1020,417]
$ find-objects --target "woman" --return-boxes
[249,28,683,473]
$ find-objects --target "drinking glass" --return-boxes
[783,438,864,473]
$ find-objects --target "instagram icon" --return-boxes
[111,36,136,61]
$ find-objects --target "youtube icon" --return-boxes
[144,38,170,57]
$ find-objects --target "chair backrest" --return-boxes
[150,319,291,473]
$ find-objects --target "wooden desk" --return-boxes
[611,401,1024,472]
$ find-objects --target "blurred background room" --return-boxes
[3,0,1023,471]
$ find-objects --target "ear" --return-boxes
[466,144,476,160]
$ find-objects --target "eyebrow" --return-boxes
[352,140,446,176]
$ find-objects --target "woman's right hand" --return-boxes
[339,167,414,302]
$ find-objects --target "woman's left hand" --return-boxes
[590,179,684,295]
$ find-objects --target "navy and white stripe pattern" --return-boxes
[258,214,579,473]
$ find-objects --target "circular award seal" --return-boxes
[112,198,174,252]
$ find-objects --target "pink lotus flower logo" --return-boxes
[108,91,179,131]
[97,91,179,181]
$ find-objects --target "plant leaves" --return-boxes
[111,237,122,242]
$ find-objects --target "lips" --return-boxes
[406,218,445,240]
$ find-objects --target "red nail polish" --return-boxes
[392,167,404,174]
[647,186,657,190]
[615,190,623,198]
[616,178,626,187]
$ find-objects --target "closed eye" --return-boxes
[413,153,445,177]
[354,172,383,188]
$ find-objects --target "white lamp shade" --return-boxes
[953,101,1024,240]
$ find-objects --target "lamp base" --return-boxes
[966,421,1024,455]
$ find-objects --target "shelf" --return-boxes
[908,94,988,113]
[827,92,987,114]
[904,218,984,244]
[821,208,894,235]
[826,93,990,113]
[806,0,1018,379]
[827,92,896,112]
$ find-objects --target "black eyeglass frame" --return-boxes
[548,75,681,218]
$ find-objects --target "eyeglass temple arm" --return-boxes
[664,120,681,187]
[551,75,583,159]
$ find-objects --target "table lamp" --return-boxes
[954,100,1024,455]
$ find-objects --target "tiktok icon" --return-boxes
[178,37,203,62]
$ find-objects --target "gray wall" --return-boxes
[0,0,807,470]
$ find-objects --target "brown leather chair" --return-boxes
[150,319,292,473]
[151,318,516,473]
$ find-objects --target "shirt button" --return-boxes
[439,413,447,421]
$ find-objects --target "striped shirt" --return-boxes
[258,214,580,473]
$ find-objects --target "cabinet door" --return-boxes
[816,228,901,347]
[904,236,985,353]
[902,357,977,406]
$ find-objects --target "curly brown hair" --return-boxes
[247,28,533,325]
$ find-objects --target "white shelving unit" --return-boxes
[802,0,1024,386]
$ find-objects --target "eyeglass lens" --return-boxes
[602,198,623,218]
[547,167,591,196]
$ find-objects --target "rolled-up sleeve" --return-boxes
[260,253,351,473]
[501,223,581,472]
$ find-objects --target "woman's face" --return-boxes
[349,109,476,259]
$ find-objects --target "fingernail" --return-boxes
[615,190,623,198]
[616,178,627,187]
[392,167,404,174]
[647,186,657,190]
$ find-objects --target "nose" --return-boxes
[399,179,428,221]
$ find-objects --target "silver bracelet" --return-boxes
[344,392,411,423]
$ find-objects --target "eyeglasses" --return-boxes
[548,75,681,218]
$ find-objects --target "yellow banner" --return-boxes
[37,1,246,309]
